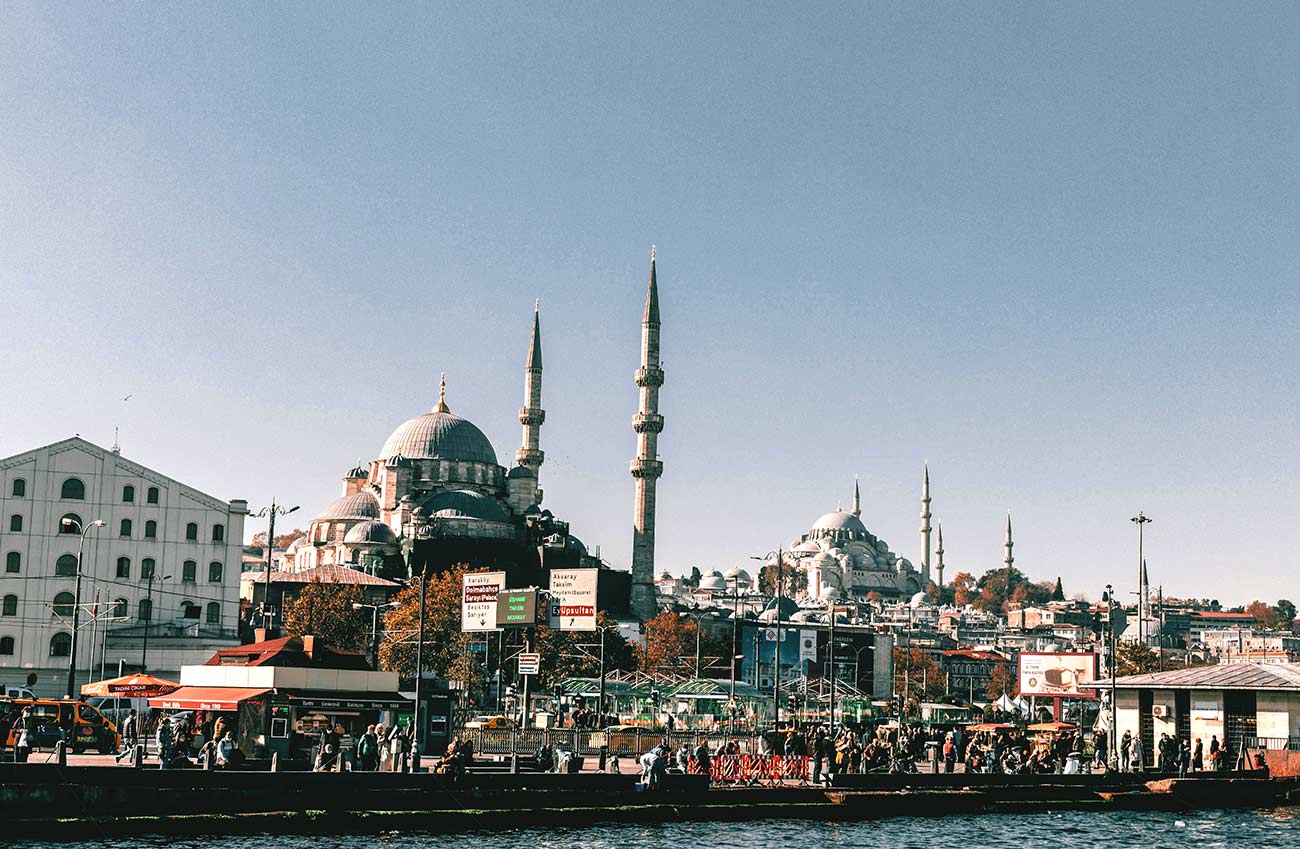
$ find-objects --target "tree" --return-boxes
[638,611,701,677]
[1051,577,1065,601]
[928,580,955,606]
[1275,600,1296,632]
[534,612,636,690]
[281,579,369,655]
[758,562,808,596]
[380,563,484,692]
[893,646,944,706]
[251,529,306,549]
[951,572,977,607]
[973,567,1050,614]
[986,662,1016,700]
[1246,600,1278,630]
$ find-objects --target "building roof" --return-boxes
[205,635,372,670]
[1114,662,1300,690]
[944,649,1008,661]
[267,564,400,587]
[1189,611,1255,620]
[379,408,498,465]
[315,491,381,521]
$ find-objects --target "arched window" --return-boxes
[122,485,135,503]
[11,479,25,497]
[144,520,157,538]
[52,592,75,617]
[112,598,128,617]
[5,552,18,574]
[0,636,13,655]
[141,558,156,580]
[49,632,71,657]
[137,598,152,621]
[180,600,200,619]
[208,561,223,583]
[55,554,78,577]
[182,560,196,582]
[61,478,85,500]
[1,595,16,616]
[212,523,225,542]
[206,602,221,625]
[146,487,159,504]
[59,513,81,534]
[116,557,130,579]
[119,518,133,537]
[9,515,22,532]
[185,522,198,541]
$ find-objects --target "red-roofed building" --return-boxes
[205,633,371,671]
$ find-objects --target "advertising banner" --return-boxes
[799,629,817,664]
[1018,652,1098,698]
[548,568,599,631]
[461,571,506,632]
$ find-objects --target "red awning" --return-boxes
[148,686,271,711]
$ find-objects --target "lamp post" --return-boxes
[751,548,785,725]
[250,501,300,630]
[827,604,837,729]
[60,517,105,698]
[141,568,172,672]
[412,563,428,772]
[353,600,400,669]
[727,576,748,734]
[1130,512,1151,648]
[1105,583,1118,766]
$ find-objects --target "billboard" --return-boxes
[461,571,506,633]
[548,568,599,631]
[496,590,541,628]
[1018,652,1098,698]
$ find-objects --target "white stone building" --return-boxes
[0,437,246,696]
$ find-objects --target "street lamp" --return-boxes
[726,575,749,734]
[1105,583,1118,767]
[60,517,105,698]
[1130,512,1151,647]
[353,600,400,669]
[751,548,785,726]
[250,501,300,630]
[141,569,172,672]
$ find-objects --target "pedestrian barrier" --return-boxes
[701,754,809,784]
[463,727,764,759]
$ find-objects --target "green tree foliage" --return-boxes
[758,561,808,596]
[972,566,1052,613]
[281,579,370,655]
[1051,577,1065,601]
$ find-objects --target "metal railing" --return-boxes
[461,727,765,758]
[1245,736,1300,751]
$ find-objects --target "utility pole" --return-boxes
[1131,512,1151,648]
[251,500,300,631]
[61,517,104,697]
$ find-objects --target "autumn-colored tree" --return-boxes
[281,579,370,655]
[758,562,808,596]
[534,612,636,690]
[638,611,713,677]
[251,529,307,549]
[1246,600,1279,630]
[951,572,977,607]
[928,581,956,606]
[893,646,944,705]
[986,663,1016,699]
[380,563,485,692]
[973,566,1050,614]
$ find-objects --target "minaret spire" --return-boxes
[630,247,665,621]
[516,301,546,500]
[919,462,932,586]
[852,475,861,518]
[935,521,945,589]
[434,372,449,413]
[1003,511,1015,569]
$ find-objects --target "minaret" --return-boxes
[629,247,664,621]
[1003,511,1015,569]
[935,521,945,588]
[851,476,861,517]
[516,301,546,490]
[919,463,932,586]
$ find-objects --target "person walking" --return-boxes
[1131,733,1144,773]
[357,724,379,771]
[1119,730,1132,773]
[14,706,34,764]
[156,716,175,770]
[114,709,138,763]
[942,734,956,774]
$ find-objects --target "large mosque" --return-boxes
[282,254,668,616]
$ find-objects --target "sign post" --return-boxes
[547,569,598,631]
[461,572,506,633]
[518,653,541,676]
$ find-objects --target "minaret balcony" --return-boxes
[518,407,546,426]
[516,448,544,467]
[629,458,664,479]
[634,366,665,387]
[632,413,664,434]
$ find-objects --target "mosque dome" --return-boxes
[698,570,727,591]
[722,566,752,585]
[811,511,868,535]
[419,489,510,523]
[762,596,801,618]
[507,465,536,479]
[316,491,381,521]
[343,520,398,545]
[380,386,498,465]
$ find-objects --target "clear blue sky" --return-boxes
[3,4,1297,606]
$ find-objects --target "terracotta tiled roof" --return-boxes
[268,565,399,586]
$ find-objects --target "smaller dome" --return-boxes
[722,566,752,584]
[345,462,368,479]
[316,491,380,521]
[507,465,536,479]
[284,535,308,553]
[698,570,727,591]
[792,540,821,555]
[420,489,510,523]
[344,520,398,545]
[387,453,412,468]
[763,596,800,618]
[820,585,841,599]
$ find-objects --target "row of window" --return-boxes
[6,513,225,542]
[2,551,223,582]
[9,477,161,504]
[0,594,221,624]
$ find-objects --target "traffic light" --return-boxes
[651,689,661,708]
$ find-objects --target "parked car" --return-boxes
[463,715,518,730]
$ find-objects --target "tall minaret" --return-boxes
[935,521,945,588]
[919,463,932,586]
[851,476,861,517]
[1003,511,1015,569]
[629,247,664,621]
[516,301,545,492]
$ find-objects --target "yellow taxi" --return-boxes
[463,714,518,730]
[3,698,120,754]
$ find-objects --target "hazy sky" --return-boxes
[3,4,1297,606]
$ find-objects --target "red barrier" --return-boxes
[703,754,809,783]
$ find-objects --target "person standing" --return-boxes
[1131,733,1144,773]
[1192,737,1204,772]
[156,716,175,770]
[14,707,34,763]
[1177,738,1190,777]
[357,725,379,771]
[1209,735,1220,771]
[942,734,956,774]
[1119,730,1132,773]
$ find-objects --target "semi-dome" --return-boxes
[811,510,868,535]
[419,489,510,523]
[343,520,398,545]
[380,407,498,466]
[316,491,381,521]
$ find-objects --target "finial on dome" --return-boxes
[651,244,656,263]
[434,372,450,413]
[535,298,540,313]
